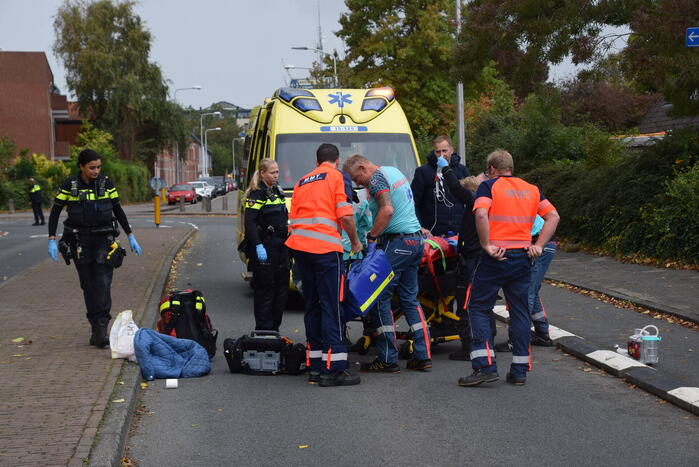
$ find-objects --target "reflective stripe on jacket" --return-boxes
[285,162,353,254]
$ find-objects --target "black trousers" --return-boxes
[455,251,478,344]
[250,236,289,331]
[31,202,44,223]
[72,234,114,322]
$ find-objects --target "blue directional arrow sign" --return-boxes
[687,27,699,47]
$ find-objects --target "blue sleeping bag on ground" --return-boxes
[134,328,211,381]
[344,243,394,318]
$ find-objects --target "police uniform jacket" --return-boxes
[48,174,131,238]
[244,182,288,248]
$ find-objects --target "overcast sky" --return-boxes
[1,0,594,110]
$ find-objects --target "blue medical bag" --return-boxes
[344,243,394,318]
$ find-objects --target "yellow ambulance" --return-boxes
[236,86,420,266]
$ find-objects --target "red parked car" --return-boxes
[167,184,197,205]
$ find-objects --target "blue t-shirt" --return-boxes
[367,167,421,234]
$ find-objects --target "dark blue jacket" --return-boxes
[410,151,470,235]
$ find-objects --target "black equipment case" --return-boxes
[223,330,306,375]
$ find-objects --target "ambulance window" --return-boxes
[275,133,418,190]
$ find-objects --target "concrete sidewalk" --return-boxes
[547,249,699,325]
[0,225,194,466]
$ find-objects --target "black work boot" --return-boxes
[319,370,361,387]
[88,319,100,346]
[94,318,110,348]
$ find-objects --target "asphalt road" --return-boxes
[124,217,699,466]
[0,215,156,283]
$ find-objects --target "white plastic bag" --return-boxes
[110,310,139,362]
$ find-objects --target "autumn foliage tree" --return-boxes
[53,0,185,164]
[337,0,457,139]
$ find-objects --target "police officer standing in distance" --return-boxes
[27,177,45,226]
[286,143,363,387]
[243,158,289,331]
[47,149,143,348]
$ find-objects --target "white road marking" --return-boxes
[158,225,173,228]
[548,325,578,339]
[29,234,48,238]
[585,350,648,371]
[492,305,578,339]
[667,387,699,405]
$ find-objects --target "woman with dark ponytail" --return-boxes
[47,149,143,347]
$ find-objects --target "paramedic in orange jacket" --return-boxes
[458,149,559,387]
[286,143,363,387]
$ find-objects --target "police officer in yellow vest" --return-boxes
[27,178,45,226]
[47,149,143,348]
[243,158,289,331]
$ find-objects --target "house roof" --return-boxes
[638,98,699,134]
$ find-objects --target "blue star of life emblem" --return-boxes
[328,92,352,108]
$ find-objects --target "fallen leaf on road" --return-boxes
[552,358,560,362]
[12,354,26,357]
[25,357,31,360]
[11,337,24,343]
[298,445,309,449]
[192,424,199,427]
[140,382,148,389]
[688,349,693,352]
[196,263,203,266]
[583,368,592,372]
[112,398,125,403]
[293,329,299,333]
[117,381,124,385]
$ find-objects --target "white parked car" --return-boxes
[187,181,214,199]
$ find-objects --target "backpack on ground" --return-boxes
[223,330,306,375]
[157,289,218,359]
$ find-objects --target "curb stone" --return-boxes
[491,305,699,415]
[88,227,197,467]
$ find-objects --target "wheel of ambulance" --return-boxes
[398,340,414,360]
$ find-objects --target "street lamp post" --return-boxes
[172,85,201,183]
[204,127,221,177]
[291,46,338,87]
[455,0,466,159]
[199,111,222,177]
[173,85,202,103]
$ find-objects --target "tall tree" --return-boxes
[454,0,640,98]
[624,0,699,116]
[53,0,184,162]
[337,0,456,139]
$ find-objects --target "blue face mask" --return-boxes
[531,215,545,236]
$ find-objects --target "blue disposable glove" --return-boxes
[436,156,449,169]
[128,234,142,256]
[256,244,267,262]
[48,239,58,262]
[446,238,458,249]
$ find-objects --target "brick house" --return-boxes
[153,136,203,186]
[0,51,78,160]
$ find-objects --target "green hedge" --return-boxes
[525,128,699,264]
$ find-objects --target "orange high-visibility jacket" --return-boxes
[473,175,555,248]
[286,162,353,254]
